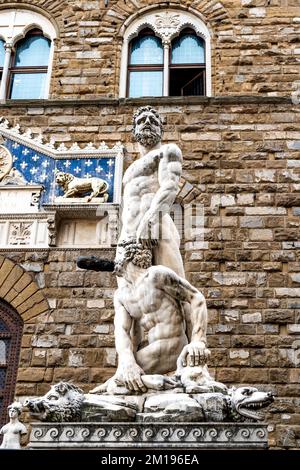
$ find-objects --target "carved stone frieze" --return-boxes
[28,422,268,449]
[0,214,54,248]
[9,222,33,245]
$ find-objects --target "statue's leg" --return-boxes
[64,188,77,197]
[86,184,97,202]
[153,215,185,277]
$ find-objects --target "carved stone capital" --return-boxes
[47,215,56,247]
[4,42,13,52]
[154,12,181,44]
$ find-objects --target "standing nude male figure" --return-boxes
[117,105,184,278]
[0,402,27,449]
[77,107,184,277]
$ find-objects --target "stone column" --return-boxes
[0,42,13,100]
[163,43,169,96]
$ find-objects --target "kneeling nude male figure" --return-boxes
[91,242,214,395]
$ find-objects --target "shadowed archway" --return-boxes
[0,299,23,428]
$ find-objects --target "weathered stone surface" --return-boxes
[82,394,137,422]
[140,393,203,422]
[242,312,262,323]
[0,21,297,450]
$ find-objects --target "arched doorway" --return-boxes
[0,299,23,427]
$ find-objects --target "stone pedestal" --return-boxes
[28,422,268,449]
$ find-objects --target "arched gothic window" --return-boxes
[120,10,212,98]
[170,29,205,96]
[0,300,23,428]
[128,29,163,97]
[0,9,57,100]
[9,29,51,99]
[0,39,5,88]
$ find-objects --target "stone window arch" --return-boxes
[0,8,57,100]
[0,299,23,428]
[120,9,212,98]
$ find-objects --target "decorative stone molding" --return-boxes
[31,191,42,208]
[125,9,211,44]
[0,8,57,44]
[0,118,123,158]
[0,216,50,248]
[0,186,43,213]
[45,203,120,248]
[119,8,212,97]
[0,255,49,322]
[47,215,56,247]
[0,118,124,205]
[57,216,113,248]
[28,422,268,449]
[8,222,33,246]
[154,12,181,43]
[115,1,231,36]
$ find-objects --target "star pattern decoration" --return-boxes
[4,138,116,203]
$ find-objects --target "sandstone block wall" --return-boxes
[0,0,298,98]
[0,97,299,448]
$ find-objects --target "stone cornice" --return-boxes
[0,247,115,252]
[0,96,293,108]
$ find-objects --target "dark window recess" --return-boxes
[169,29,205,97]
[169,68,205,96]
[0,299,23,434]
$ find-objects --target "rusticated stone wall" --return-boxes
[0,97,299,448]
[0,0,298,98]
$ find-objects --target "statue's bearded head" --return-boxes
[133,106,163,148]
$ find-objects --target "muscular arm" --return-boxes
[114,293,135,361]
[158,270,207,344]
[136,144,182,243]
[113,292,146,392]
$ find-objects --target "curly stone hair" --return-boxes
[116,241,153,270]
[8,402,23,415]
